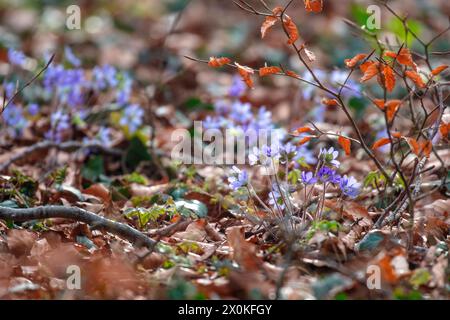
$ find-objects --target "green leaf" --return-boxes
[175,199,208,218]
[388,18,423,47]
[82,155,104,182]
[355,230,385,252]
[125,136,151,170]
[409,268,431,289]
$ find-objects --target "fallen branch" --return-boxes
[0,205,157,249]
[0,140,122,172]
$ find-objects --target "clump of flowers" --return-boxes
[1,46,143,143]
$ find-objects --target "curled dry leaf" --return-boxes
[259,66,282,77]
[372,137,391,150]
[295,126,313,134]
[382,65,396,92]
[360,61,380,82]
[208,56,231,67]
[405,70,425,88]
[283,16,299,45]
[385,99,402,122]
[344,53,367,68]
[235,62,254,88]
[304,0,324,13]
[439,123,449,137]
[297,136,313,145]
[83,183,111,205]
[338,136,351,156]
[261,7,283,39]
[431,65,448,76]
[321,98,339,107]
[285,70,300,78]
[384,48,414,67]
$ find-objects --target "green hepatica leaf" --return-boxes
[125,136,151,170]
[355,230,385,252]
[312,273,353,299]
[175,199,207,218]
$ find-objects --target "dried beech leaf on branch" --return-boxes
[283,16,299,45]
[300,44,316,62]
[382,65,396,92]
[338,136,351,156]
[261,7,283,39]
[360,61,380,82]
[344,53,367,68]
[385,100,402,122]
[298,136,313,145]
[208,56,231,67]
[406,138,433,158]
[384,48,414,67]
[405,70,426,88]
[439,123,450,137]
[431,65,448,76]
[304,0,323,13]
[285,70,300,78]
[235,62,254,88]
[295,126,313,134]
[372,137,391,150]
[321,98,339,107]
[259,66,282,77]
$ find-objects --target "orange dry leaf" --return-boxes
[338,136,351,156]
[344,53,367,68]
[382,65,396,92]
[295,126,313,134]
[421,140,432,158]
[431,65,448,76]
[407,138,420,156]
[372,137,391,150]
[259,66,282,77]
[373,99,385,110]
[298,136,313,145]
[208,56,231,67]
[321,98,339,106]
[439,123,449,137]
[384,48,414,67]
[261,7,283,39]
[304,0,323,13]
[405,70,425,88]
[286,70,300,78]
[283,16,299,45]
[235,62,254,88]
[360,61,380,82]
[385,99,402,122]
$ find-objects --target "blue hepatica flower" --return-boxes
[92,64,118,90]
[120,104,144,134]
[45,110,70,142]
[280,142,297,163]
[317,166,341,184]
[319,146,340,167]
[230,101,253,124]
[340,175,361,198]
[8,48,26,66]
[2,104,27,137]
[268,183,292,211]
[228,166,249,191]
[27,103,39,116]
[64,46,81,67]
[301,171,317,185]
[229,75,246,98]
